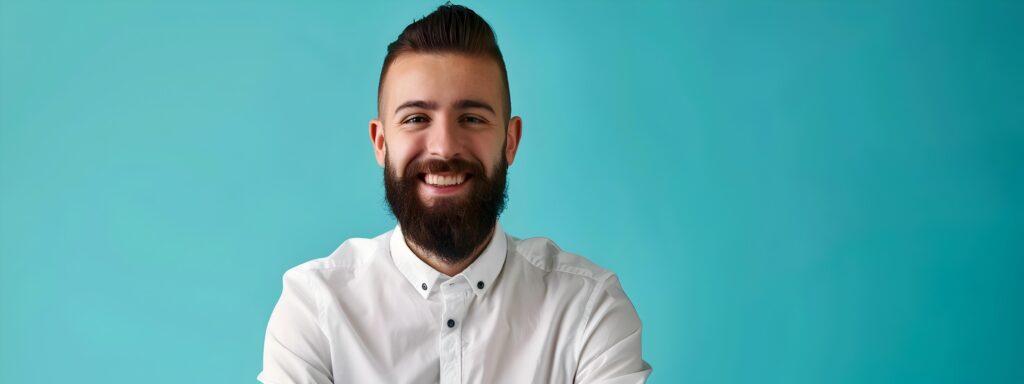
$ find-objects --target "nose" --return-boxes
[424,114,462,160]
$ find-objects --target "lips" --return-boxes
[418,172,473,187]
[409,157,480,192]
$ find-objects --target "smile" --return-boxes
[419,172,473,187]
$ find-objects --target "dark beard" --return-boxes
[383,151,508,264]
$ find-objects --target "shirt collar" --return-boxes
[389,222,508,300]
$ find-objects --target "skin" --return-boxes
[368,53,523,276]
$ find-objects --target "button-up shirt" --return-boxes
[258,222,652,383]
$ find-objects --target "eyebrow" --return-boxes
[394,99,496,116]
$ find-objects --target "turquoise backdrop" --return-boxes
[1,1,1021,383]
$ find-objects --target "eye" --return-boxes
[403,115,428,124]
[462,115,486,124]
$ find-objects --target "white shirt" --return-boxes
[258,222,652,383]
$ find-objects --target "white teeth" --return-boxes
[424,173,466,186]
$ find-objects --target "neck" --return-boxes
[405,225,496,277]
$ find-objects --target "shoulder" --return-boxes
[281,230,390,282]
[509,235,616,285]
[508,235,638,325]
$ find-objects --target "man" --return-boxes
[258,3,651,383]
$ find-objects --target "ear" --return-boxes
[504,116,523,166]
[369,118,386,167]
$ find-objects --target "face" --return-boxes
[369,53,523,263]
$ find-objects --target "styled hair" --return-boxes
[377,2,511,124]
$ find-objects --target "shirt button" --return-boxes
[477,281,485,289]
[447,319,456,328]
[421,283,427,291]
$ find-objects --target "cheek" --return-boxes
[386,154,410,178]
[384,139,419,172]
[385,138,411,162]
[473,142,507,178]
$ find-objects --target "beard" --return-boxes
[384,149,508,264]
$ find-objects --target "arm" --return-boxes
[257,268,333,384]
[574,274,653,384]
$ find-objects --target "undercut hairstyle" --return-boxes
[377,2,512,124]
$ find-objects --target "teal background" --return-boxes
[1,0,1021,383]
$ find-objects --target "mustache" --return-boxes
[404,157,485,178]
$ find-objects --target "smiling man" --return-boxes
[258,3,651,383]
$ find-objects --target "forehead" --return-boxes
[381,53,504,117]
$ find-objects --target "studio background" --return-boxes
[1,1,1021,383]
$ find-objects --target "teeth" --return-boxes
[424,173,466,186]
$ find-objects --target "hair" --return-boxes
[377,2,511,124]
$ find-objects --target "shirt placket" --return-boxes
[439,277,471,384]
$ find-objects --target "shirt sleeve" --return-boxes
[257,268,334,384]
[574,274,653,384]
